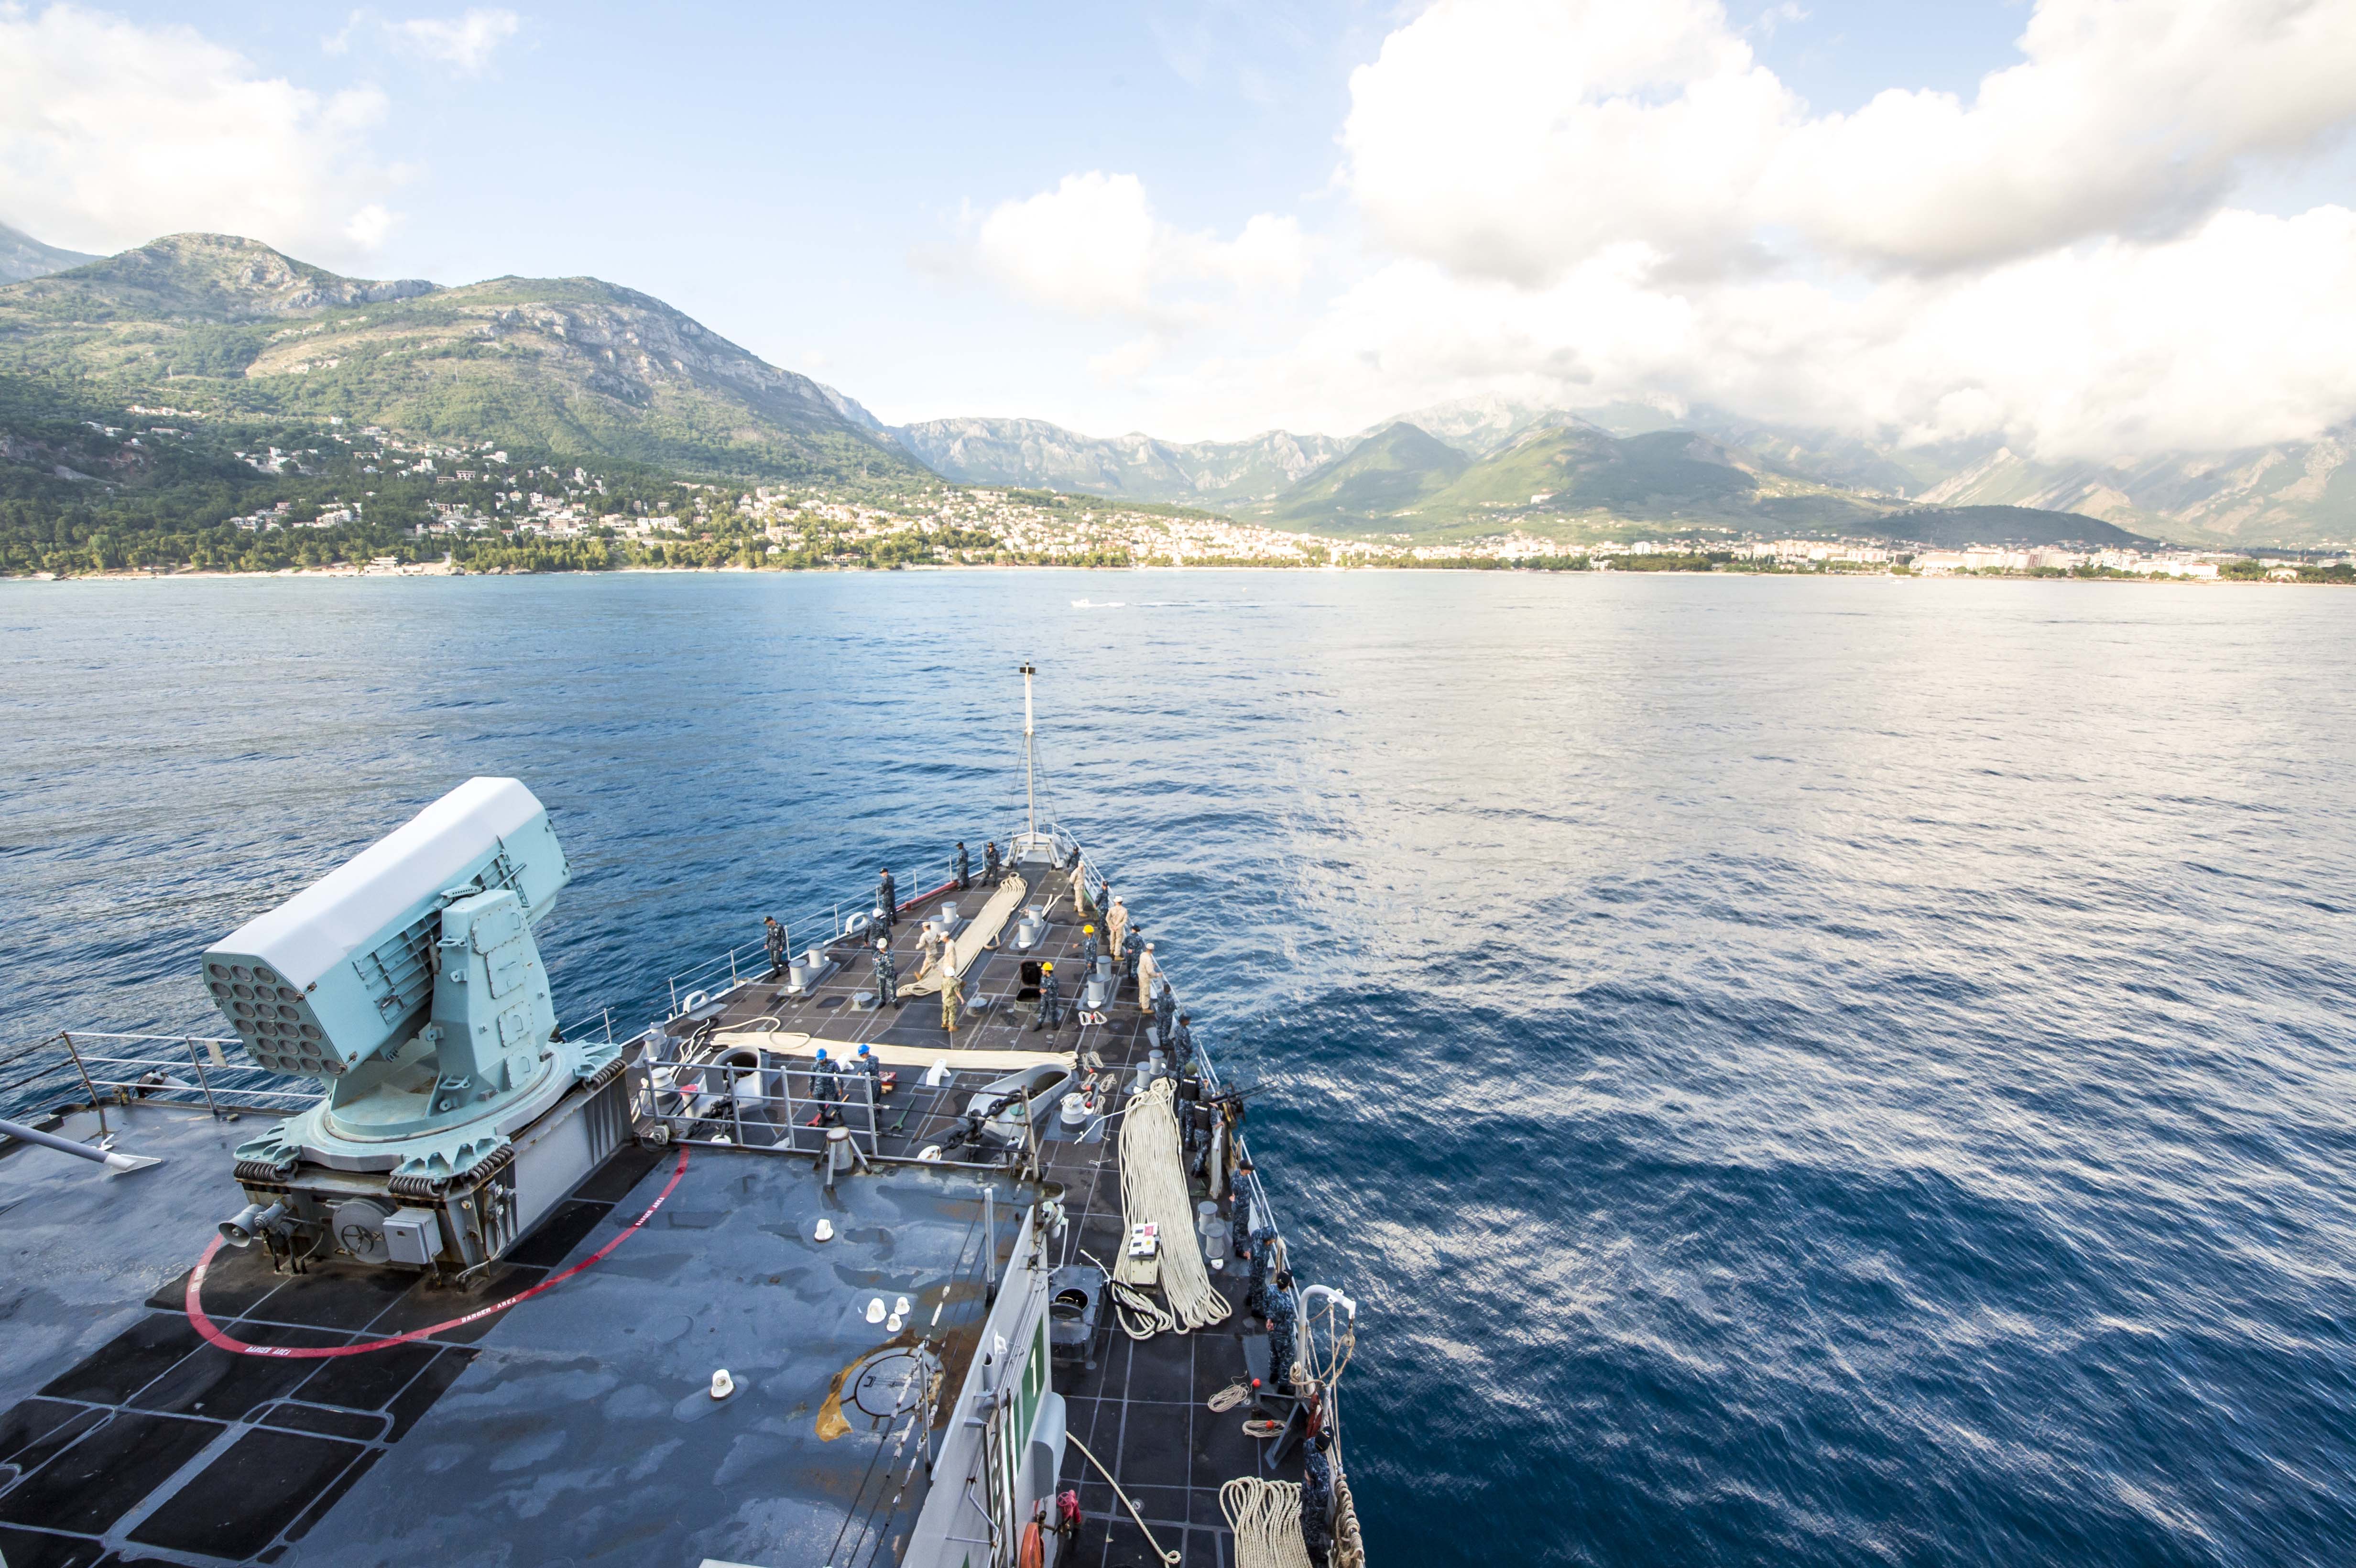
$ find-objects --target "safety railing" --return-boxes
[1154,928,1364,1533]
[638,1047,1046,1177]
[645,1048,885,1158]
[659,849,980,1018]
[4,1012,622,1132]
[557,1007,620,1046]
[0,1030,319,1132]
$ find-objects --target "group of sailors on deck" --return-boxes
[758,843,1176,1042]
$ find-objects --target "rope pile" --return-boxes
[1119,1077,1232,1333]
[1221,1477,1313,1568]
[1086,1247,1178,1340]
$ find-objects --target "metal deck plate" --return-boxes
[0,861,1309,1567]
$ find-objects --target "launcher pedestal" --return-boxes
[202,777,638,1274]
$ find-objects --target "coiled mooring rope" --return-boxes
[1220,1476,1313,1568]
[1119,1077,1231,1334]
[1329,1467,1366,1568]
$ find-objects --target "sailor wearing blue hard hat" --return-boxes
[812,1045,843,1125]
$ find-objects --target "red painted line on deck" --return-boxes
[185,1145,690,1358]
[896,877,961,916]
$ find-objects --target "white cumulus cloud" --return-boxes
[974,170,1314,332]
[391,9,521,74]
[1148,207,2356,459]
[1344,0,1790,285]
[978,172,1162,317]
[1345,0,2356,281]
[1102,0,2356,458]
[0,4,400,260]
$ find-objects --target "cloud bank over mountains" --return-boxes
[0,0,2350,464]
[980,0,2356,459]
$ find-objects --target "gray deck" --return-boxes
[695,858,1303,1566]
[0,858,1302,1567]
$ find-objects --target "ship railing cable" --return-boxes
[12,1008,622,1130]
[1102,911,1362,1545]
[1,1031,318,1124]
[657,845,989,1018]
[1008,725,1366,1535]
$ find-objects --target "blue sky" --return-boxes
[4,2,2353,453]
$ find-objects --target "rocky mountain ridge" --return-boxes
[892,416,1345,506]
[912,397,2353,545]
[0,221,101,286]
[2,223,2345,543]
[0,232,919,484]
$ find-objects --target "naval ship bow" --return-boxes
[0,665,1369,1568]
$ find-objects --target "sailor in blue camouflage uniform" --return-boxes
[955,841,971,889]
[875,867,897,933]
[873,938,897,1008]
[1301,1430,1336,1563]
[764,916,786,977]
[812,1047,843,1126]
[1245,1222,1280,1316]
[1032,960,1063,1032]
[1170,1012,1195,1069]
[1265,1268,1299,1393]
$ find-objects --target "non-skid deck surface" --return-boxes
[709,859,1309,1565]
[0,860,1298,1567]
[0,1101,659,1568]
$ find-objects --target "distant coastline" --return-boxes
[11,557,2353,586]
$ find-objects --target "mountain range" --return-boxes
[0,226,2346,545]
[0,232,920,486]
[906,401,2346,547]
[890,417,1346,507]
[1236,416,2145,548]
[0,221,98,285]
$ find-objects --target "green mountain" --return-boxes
[1885,505,2150,549]
[1435,424,1759,518]
[1909,438,2356,547]
[1273,420,1891,540]
[893,416,1346,506]
[0,221,102,285]
[1259,422,1470,527]
[0,232,922,485]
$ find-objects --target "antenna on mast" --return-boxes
[1019,663,1037,849]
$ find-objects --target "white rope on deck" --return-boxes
[898,872,1027,997]
[1119,1078,1232,1334]
[1220,1477,1313,1568]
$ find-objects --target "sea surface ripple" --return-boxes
[7,570,2356,1566]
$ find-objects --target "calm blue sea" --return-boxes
[8,569,2356,1566]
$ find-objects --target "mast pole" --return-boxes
[1019,662,1037,845]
